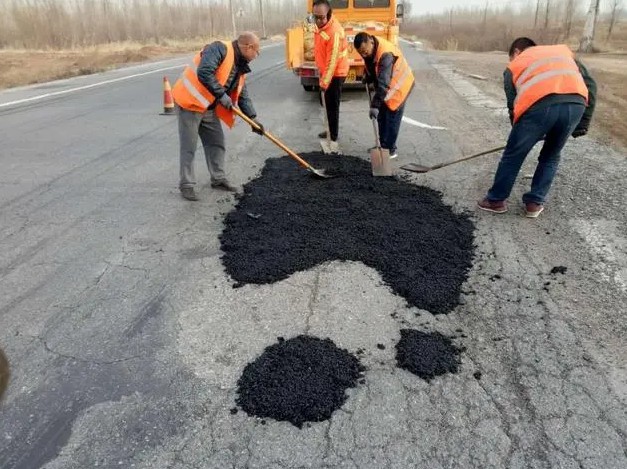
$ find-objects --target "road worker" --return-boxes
[172,32,264,201]
[478,37,597,218]
[313,0,349,154]
[354,32,415,160]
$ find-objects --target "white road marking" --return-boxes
[0,64,185,109]
[402,116,447,130]
[0,42,284,109]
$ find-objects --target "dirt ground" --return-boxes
[436,50,627,151]
[0,43,204,89]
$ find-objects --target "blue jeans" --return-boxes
[378,102,405,154]
[487,102,585,204]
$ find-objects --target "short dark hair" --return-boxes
[509,37,536,56]
[354,32,371,49]
[313,0,332,19]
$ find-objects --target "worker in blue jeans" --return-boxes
[478,37,596,218]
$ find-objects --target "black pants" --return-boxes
[321,77,345,141]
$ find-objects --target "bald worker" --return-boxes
[172,32,264,200]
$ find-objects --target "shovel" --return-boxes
[401,145,506,174]
[366,86,392,176]
[233,107,334,179]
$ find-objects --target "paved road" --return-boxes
[0,41,626,469]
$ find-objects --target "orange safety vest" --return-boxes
[172,41,245,128]
[314,15,349,89]
[508,44,588,123]
[374,37,415,111]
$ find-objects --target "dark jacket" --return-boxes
[503,59,596,132]
[364,38,397,109]
[197,40,256,118]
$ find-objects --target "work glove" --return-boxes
[369,107,379,120]
[571,126,588,138]
[251,119,264,135]
[218,94,233,110]
[361,74,374,85]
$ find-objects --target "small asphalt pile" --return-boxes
[236,335,364,427]
[221,153,475,314]
[395,329,461,381]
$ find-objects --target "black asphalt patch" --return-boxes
[395,329,461,381]
[220,153,475,314]
[236,335,364,428]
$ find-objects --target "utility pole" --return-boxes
[579,0,601,53]
[544,0,550,30]
[482,2,489,34]
[259,0,267,39]
[229,0,237,37]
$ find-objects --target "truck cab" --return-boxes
[286,0,404,91]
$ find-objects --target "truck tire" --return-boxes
[303,85,316,92]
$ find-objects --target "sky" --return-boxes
[405,0,530,16]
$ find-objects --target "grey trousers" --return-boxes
[178,106,226,188]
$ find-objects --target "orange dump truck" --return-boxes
[286,0,405,91]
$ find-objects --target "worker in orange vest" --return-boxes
[313,0,349,154]
[354,32,415,159]
[478,37,596,218]
[172,32,264,201]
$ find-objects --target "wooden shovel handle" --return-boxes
[431,145,506,170]
[232,107,313,171]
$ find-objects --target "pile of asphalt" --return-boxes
[395,329,461,381]
[236,335,364,427]
[221,153,475,314]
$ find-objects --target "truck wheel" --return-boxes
[303,85,315,92]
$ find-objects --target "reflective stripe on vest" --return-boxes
[508,44,588,123]
[315,16,349,87]
[375,37,414,111]
[172,41,245,128]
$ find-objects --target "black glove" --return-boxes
[218,94,233,110]
[251,119,264,135]
[361,74,374,85]
[369,107,379,120]
[571,126,588,138]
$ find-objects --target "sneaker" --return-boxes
[318,130,328,139]
[389,151,398,159]
[180,187,198,201]
[211,180,238,192]
[477,198,508,214]
[524,202,544,218]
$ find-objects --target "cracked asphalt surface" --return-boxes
[0,41,626,468]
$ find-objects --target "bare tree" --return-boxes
[563,0,576,39]
[259,0,267,39]
[534,0,541,28]
[579,0,601,52]
[544,0,550,29]
[607,0,623,41]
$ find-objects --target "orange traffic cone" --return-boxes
[160,76,175,115]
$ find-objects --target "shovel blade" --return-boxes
[370,147,393,176]
[400,163,432,174]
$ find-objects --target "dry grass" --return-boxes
[402,1,627,53]
[0,41,211,89]
[436,50,627,151]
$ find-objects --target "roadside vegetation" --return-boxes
[0,0,304,88]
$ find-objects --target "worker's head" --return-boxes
[508,37,536,60]
[312,0,332,28]
[354,32,375,58]
[237,32,261,62]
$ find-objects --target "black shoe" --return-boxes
[180,187,198,201]
[318,130,328,139]
[211,180,238,192]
